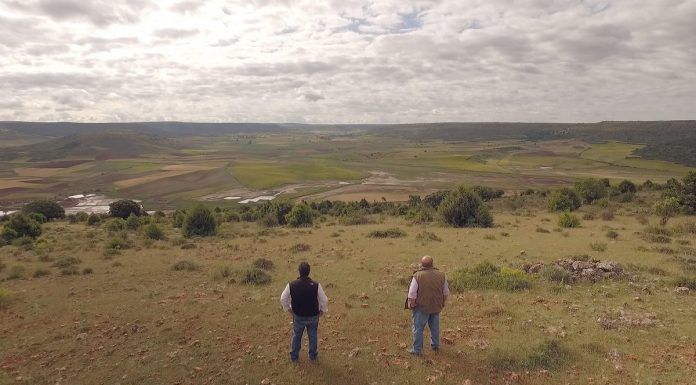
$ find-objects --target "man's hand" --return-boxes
[319,311,324,317]
[408,298,417,309]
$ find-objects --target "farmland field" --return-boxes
[0,133,693,209]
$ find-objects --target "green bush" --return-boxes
[490,339,571,371]
[2,214,42,242]
[606,230,619,239]
[257,200,293,226]
[172,210,186,228]
[575,179,608,204]
[109,200,142,219]
[22,200,65,220]
[618,180,637,194]
[590,242,607,252]
[172,260,201,271]
[82,267,93,275]
[338,214,373,226]
[52,256,81,268]
[86,213,102,226]
[126,213,141,230]
[143,223,165,240]
[103,218,126,232]
[182,205,217,237]
[438,186,493,227]
[27,212,47,224]
[60,266,80,276]
[105,235,132,250]
[252,258,275,270]
[548,187,582,211]
[211,265,233,281]
[285,203,314,227]
[242,268,271,285]
[449,262,531,292]
[368,228,407,238]
[0,288,14,309]
[415,231,442,242]
[539,266,574,284]
[558,212,580,228]
[471,185,504,201]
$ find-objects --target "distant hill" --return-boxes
[0,131,181,161]
[1,120,695,166]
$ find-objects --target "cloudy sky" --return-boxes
[1,0,694,123]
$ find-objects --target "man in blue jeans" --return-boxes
[280,262,329,362]
[406,255,449,356]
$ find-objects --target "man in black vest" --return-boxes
[280,262,329,362]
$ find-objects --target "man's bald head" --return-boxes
[421,255,434,267]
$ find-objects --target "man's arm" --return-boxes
[280,283,292,313]
[442,278,450,307]
[317,283,329,315]
[407,277,418,309]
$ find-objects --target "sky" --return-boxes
[0,0,695,123]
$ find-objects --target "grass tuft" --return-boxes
[367,228,407,238]
[490,339,571,371]
[172,260,201,272]
[450,262,531,292]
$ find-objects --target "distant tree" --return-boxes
[548,188,581,212]
[86,213,102,226]
[22,200,65,220]
[285,203,314,227]
[126,213,141,230]
[471,185,505,201]
[257,201,293,226]
[438,186,493,228]
[182,205,217,237]
[618,180,637,194]
[109,200,142,219]
[575,179,608,204]
[680,171,696,215]
[654,196,681,225]
[423,190,450,209]
[408,195,422,208]
[143,223,165,240]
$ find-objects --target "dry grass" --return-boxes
[0,211,695,385]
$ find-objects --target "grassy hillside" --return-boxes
[1,193,694,385]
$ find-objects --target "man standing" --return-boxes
[407,255,449,356]
[280,262,329,362]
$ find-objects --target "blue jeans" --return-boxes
[290,314,319,361]
[411,308,440,354]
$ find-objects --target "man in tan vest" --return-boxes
[406,255,449,356]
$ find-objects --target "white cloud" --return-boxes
[0,0,694,123]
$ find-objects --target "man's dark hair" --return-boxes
[298,262,311,277]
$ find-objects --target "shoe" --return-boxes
[432,346,440,352]
[407,349,422,357]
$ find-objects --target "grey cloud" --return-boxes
[170,1,203,13]
[154,28,200,39]
[34,0,142,26]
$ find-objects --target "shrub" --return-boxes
[126,213,141,230]
[600,210,615,220]
[536,227,550,233]
[606,230,619,239]
[211,265,233,281]
[423,190,450,209]
[590,242,607,252]
[3,213,42,240]
[471,185,504,201]
[253,258,275,270]
[449,262,531,292]
[654,197,681,224]
[0,288,14,309]
[109,200,142,219]
[490,339,571,371]
[289,243,311,253]
[641,233,671,243]
[368,228,407,238]
[483,234,496,240]
[172,210,186,228]
[7,265,26,280]
[558,212,580,228]
[242,268,271,285]
[143,223,165,240]
[285,203,314,227]
[82,267,93,275]
[618,180,637,194]
[105,235,132,250]
[52,256,81,268]
[172,260,201,271]
[438,186,493,228]
[539,266,574,284]
[547,188,581,212]
[22,200,65,220]
[182,205,217,237]
[103,218,126,232]
[258,213,280,228]
[575,179,608,204]
[12,236,34,249]
[415,231,442,242]
[338,214,372,226]
[27,212,47,224]
[86,213,102,226]
[257,200,293,226]
[674,276,696,290]
[60,266,80,276]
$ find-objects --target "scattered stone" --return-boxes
[675,287,690,295]
[348,347,360,358]
[260,378,272,385]
[76,333,88,341]
[523,258,624,282]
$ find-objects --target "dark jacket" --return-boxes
[289,276,320,317]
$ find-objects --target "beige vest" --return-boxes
[414,267,446,314]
